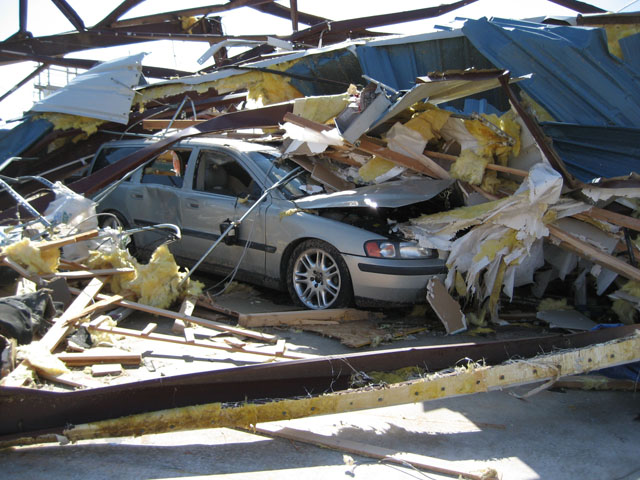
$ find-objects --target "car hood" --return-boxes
[293,178,454,209]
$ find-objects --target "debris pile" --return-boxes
[0,2,639,474]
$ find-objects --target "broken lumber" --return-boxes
[1,277,105,387]
[91,364,123,377]
[20,332,638,446]
[238,308,381,328]
[57,351,141,366]
[68,288,276,344]
[588,206,640,233]
[253,424,489,480]
[33,229,99,252]
[172,296,197,334]
[41,268,134,279]
[87,318,305,360]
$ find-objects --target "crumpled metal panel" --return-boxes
[462,17,640,127]
[30,53,144,125]
[0,117,53,161]
[294,178,454,209]
[542,122,640,182]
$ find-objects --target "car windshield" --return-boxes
[248,152,325,199]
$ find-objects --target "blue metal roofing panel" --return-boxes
[462,17,640,127]
[542,122,640,182]
[620,33,640,72]
[286,49,363,97]
[0,118,53,162]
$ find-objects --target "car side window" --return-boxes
[193,149,257,198]
[91,146,142,177]
[141,148,192,188]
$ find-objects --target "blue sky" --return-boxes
[0,0,635,125]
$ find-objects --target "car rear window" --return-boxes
[91,146,142,175]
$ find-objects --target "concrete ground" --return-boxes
[2,281,639,480]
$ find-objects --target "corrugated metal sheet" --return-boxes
[0,118,52,162]
[30,54,144,125]
[462,17,640,127]
[542,122,640,181]
[355,32,508,111]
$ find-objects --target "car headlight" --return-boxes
[364,240,435,259]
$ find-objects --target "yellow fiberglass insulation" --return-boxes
[293,93,350,124]
[19,344,70,376]
[35,113,105,137]
[404,106,452,142]
[2,238,60,274]
[464,111,521,165]
[87,244,203,309]
[86,247,137,295]
[358,156,397,182]
[126,245,203,309]
[612,280,640,324]
[449,149,489,185]
[538,298,570,311]
[599,24,640,60]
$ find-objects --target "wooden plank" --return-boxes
[553,375,639,391]
[88,323,305,360]
[1,277,105,387]
[254,424,485,480]
[37,371,101,389]
[172,297,196,334]
[238,308,380,328]
[57,334,640,445]
[42,268,134,279]
[141,323,157,336]
[196,296,240,319]
[548,224,640,282]
[33,229,99,252]
[72,295,126,322]
[57,351,141,366]
[183,327,195,344]
[69,288,276,344]
[426,149,528,178]
[588,206,640,233]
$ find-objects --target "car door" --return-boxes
[124,146,194,257]
[178,147,269,279]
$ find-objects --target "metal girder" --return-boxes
[0,325,636,440]
[0,51,191,79]
[94,0,148,28]
[250,0,328,26]
[290,0,299,32]
[547,0,607,14]
[577,12,640,25]
[19,0,28,33]
[290,0,480,43]
[111,0,274,28]
[0,63,47,103]
[50,0,86,31]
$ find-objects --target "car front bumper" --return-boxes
[342,254,447,306]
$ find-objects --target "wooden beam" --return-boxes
[254,424,486,480]
[1,277,105,387]
[57,351,141,366]
[34,229,99,252]
[548,224,640,282]
[238,308,381,328]
[426,149,528,177]
[87,322,304,360]
[48,333,640,445]
[69,288,275,343]
[588,206,640,233]
[42,268,134,279]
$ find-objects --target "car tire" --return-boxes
[286,239,353,310]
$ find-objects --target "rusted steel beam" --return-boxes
[0,51,191,79]
[50,0,86,31]
[0,63,47,103]
[250,0,328,26]
[0,325,636,439]
[111,0,274,28]
[290,0,479,43]
[290,0,299,31]
[547,0,606,14]
[94,0,148,28]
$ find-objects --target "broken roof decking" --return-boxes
[462,16,640,127]
[30,54,144,125]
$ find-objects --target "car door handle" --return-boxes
[188,202,199,208]
[131,193,143,199]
